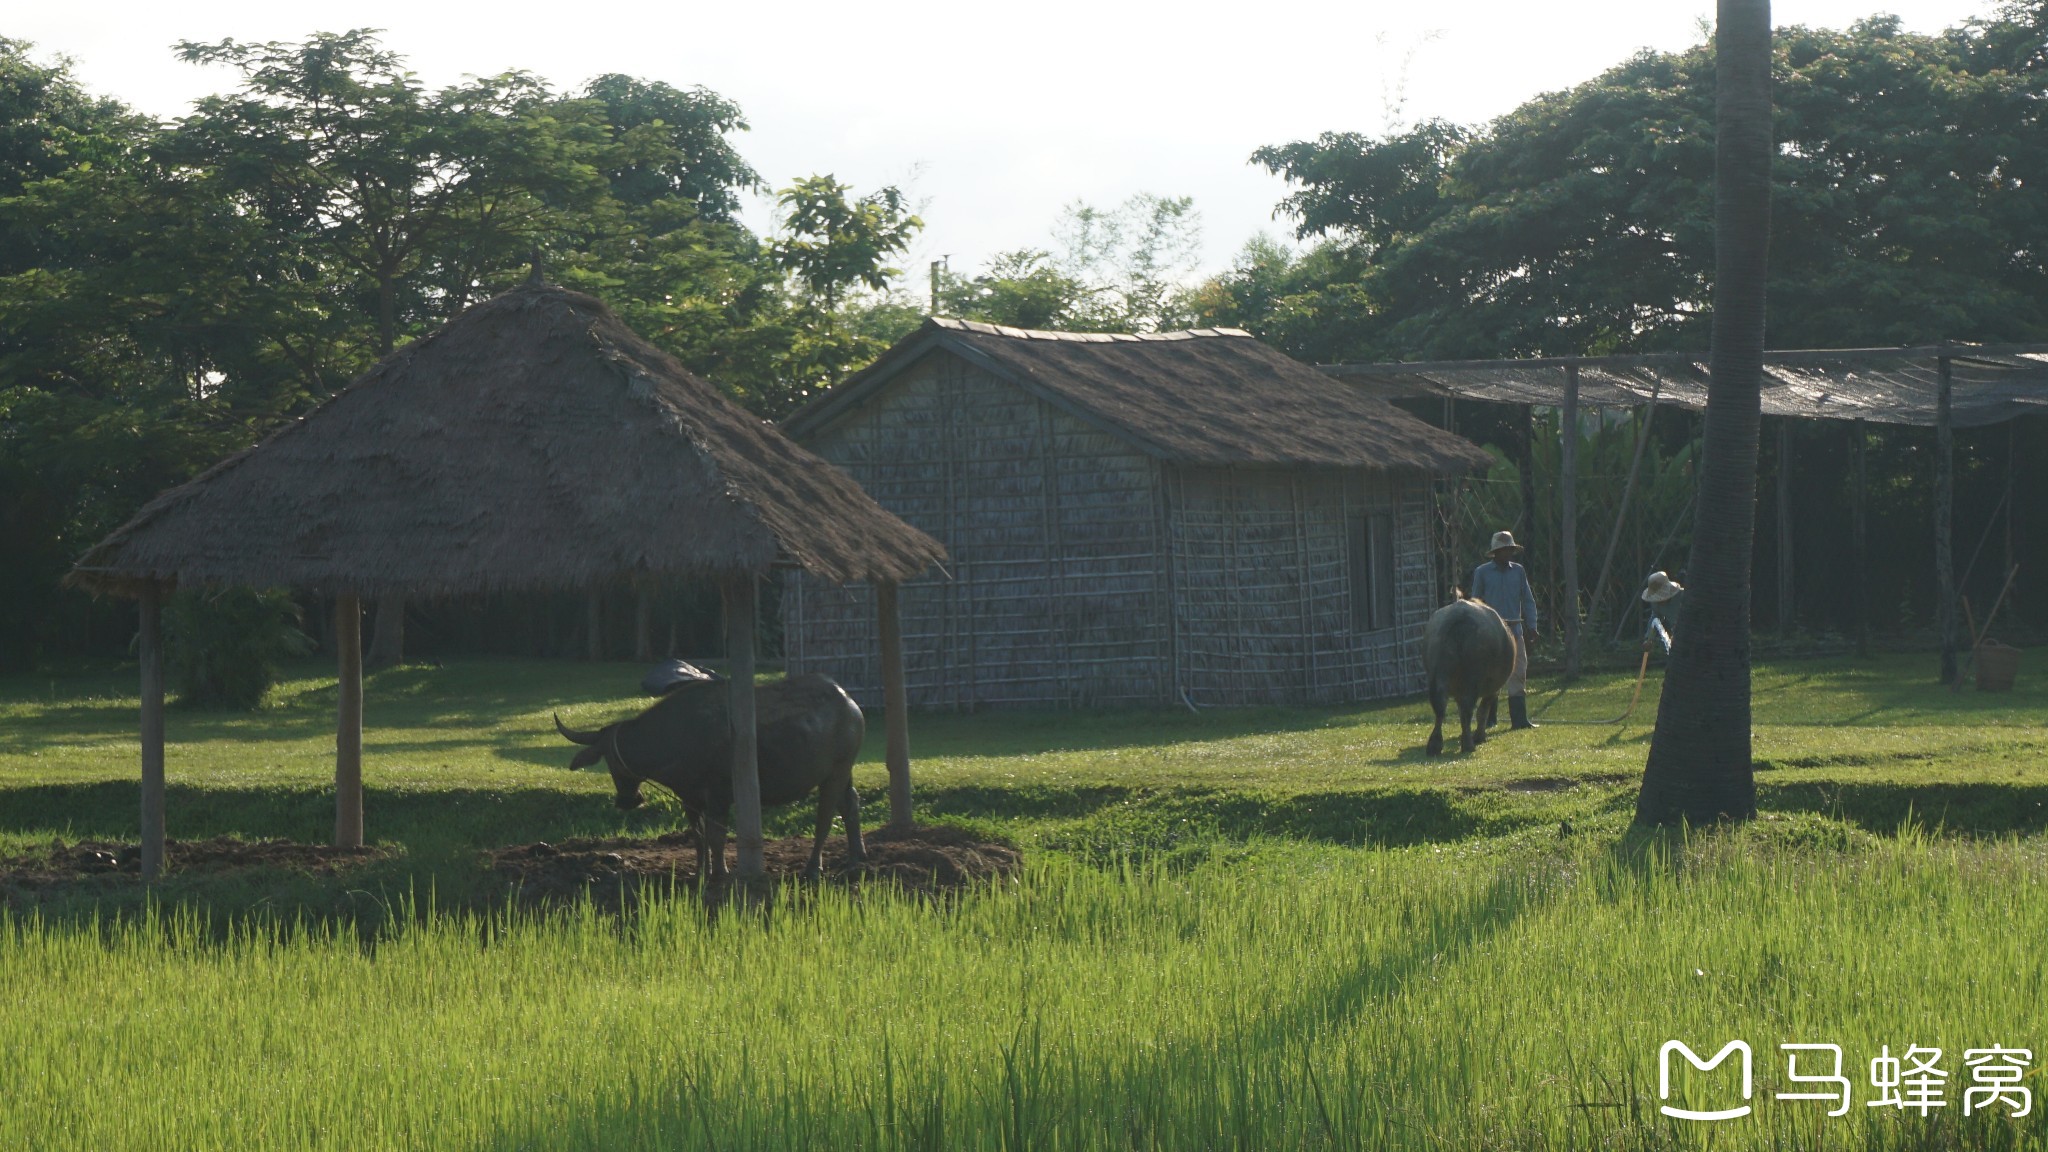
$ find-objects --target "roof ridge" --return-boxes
[928,316,1251,342]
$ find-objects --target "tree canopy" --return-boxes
[0,31,906,669]
[1202,12,2048,360]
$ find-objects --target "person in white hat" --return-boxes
[1468,530,1539,729]
[1641,570,1686,655]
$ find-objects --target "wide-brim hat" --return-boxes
[1488,530,1523,555]
[1642,571,1684,603]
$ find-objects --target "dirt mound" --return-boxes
[491,823,1021,906]
[0,837,385,891]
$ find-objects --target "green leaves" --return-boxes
[1225,14,2048,361]
[771,175,923,309]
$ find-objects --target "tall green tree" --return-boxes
[1636,0,1773,826]
[766,175,923,411]
[1221,14,2047,359]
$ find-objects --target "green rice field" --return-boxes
[1,652,2044,1149]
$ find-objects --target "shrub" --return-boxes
[163,588,313,709]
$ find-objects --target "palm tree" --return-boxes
[1635,0,1771,825]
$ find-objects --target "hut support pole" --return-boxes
[1777,419,1795,634]
[877,581,913,832]
[335,593,364,849]
[138,585,166,881]
[634,586,653,662]
[723,575,766,880]
[1561,366,1582,678]
[1591,389,1661,625]
[2005,421,2017,610]
[1936,357,1958,685]
[1852,420,1870,657]
[1519,406,1538,536]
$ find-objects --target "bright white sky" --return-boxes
[15,0,1997,282]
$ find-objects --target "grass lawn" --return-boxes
[0,651,2044,1148]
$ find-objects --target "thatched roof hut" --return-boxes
[73,282,943,879]
[783,319,1491,710]
[72,282,943,596]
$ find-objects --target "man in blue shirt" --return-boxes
[1468,530,1539,730]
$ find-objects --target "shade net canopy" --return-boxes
[1325,345,2048,428]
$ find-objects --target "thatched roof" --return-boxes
[785,317,1493,474]
[71,283,946,598]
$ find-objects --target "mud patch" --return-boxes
[491,823,1021,907]
[0,836,386,895]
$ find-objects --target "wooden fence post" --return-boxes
[1777,419,1795,634]
[335,592,364,849]
[1561,365,1582,677]
[139,584,166,881]
[1936,356,1958,684]
[723,575,766,880]
[1852,420,1870,656]
[877,581,913,831]
[1590,386,1661,625]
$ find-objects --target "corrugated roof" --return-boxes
[70,283,947,597]
[1324,345,2048,427]
[787,317,1494,474]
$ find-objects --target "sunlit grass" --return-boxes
[2,831,2043,1150]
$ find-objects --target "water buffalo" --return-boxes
[1423,596,1516,756]
[553,673,865,881]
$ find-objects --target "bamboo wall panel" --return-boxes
[1165,467,1433,705]
[785,354,1168,708]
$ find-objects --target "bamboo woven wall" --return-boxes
[784,352,1437,708]
[787,353,1166,708]
[1163,466,1434,705]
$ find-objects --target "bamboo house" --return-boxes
[781,318,1491,709]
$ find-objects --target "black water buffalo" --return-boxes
[1423,596,1517,756]
[553,673,865,880]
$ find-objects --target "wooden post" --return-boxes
[1518,405,1538,536]
[1561,365,1582,677]
[634,586,653,662]
[1590,388,1661,625]
[2005,421,2017,608]
[1777,419,1795,634]
[877,580,913,831]
[335,592,364,849]
[723,575,765,880]
[1936,356,1958,685]
[586,590,603,662]
[1852,420,1870,656]
[138,585,166,881]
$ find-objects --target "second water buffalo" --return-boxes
[1422,596,1517,756]
[554,673,865,880]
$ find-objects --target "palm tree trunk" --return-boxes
[1636,0,1771,826]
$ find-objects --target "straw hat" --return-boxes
[1488,530,1523,555]
[1641,571,1684,603]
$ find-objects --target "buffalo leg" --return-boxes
[1476,692,1500,745]
[840,782,865,863]
[805,786,836,881]
[703,815,729,881]
[1457,693,1477,754]
[683,804,707,882]
[1426,675,1448,757]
